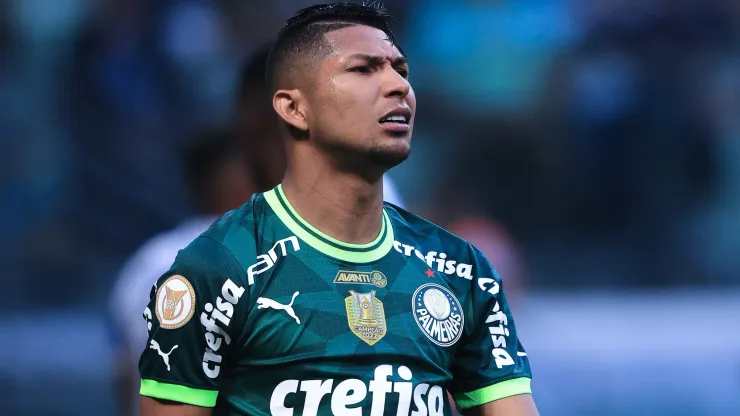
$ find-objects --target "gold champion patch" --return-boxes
[345,290,387,346]
[155,275,196,329]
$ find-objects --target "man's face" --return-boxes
[305,24,416,169]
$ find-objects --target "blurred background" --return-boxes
[1,0,739,415]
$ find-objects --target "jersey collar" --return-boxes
[264,185,395,264]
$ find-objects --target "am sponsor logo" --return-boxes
[247,236,300,285]
[201,236,298,378]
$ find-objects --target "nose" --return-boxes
[383,68,411,99]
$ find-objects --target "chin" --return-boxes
[368,143,411,168]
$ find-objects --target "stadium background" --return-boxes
[1,0,739,415]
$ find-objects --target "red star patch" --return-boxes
[425,269,435,278]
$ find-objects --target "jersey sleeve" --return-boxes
[138,235,249,408]
[449,245,532,410]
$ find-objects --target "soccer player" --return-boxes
[112,44,408,416]
[112,44,409,416]
[139,3,538,416]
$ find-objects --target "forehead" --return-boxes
[323,25,404,62]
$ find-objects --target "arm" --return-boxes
[462,394,539,416]
[138,236,249,416]
[450,245,539,414]
[141,396,212,416]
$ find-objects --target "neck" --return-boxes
[281,157,385,245]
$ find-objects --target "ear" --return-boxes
[273,89,309,132]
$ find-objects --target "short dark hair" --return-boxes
[266,2,401,92]
[181,125,243,209]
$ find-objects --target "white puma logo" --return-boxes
[256,291,301,325]
[149,340,178,371]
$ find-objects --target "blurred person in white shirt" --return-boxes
[108,125,255,416]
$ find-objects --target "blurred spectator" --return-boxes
[236,43,286,192]
[61,0,189,291]
[107,125,254,416]
[402,0,575,115]
[557,0,718,285]
[687,48,740,284]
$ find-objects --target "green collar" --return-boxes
[264,185,395,263]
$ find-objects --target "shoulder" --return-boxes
[111,217,215,305]
[200,194,263,246]
[137,216,219,269]
[385,204,488,283]
[170,194,271,288]
[197,192,278,259]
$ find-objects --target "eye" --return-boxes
[348,66,372,74]
[396,68,409,79]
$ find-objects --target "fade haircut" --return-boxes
[266,2,403,93]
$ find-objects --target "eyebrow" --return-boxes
[346,53,408,67]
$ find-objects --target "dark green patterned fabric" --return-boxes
[139,185,532,415]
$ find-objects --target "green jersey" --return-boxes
[139,185,532,415]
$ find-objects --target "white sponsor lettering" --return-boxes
[393,242,473,280]
[477,277,500,295]
[270,365,445,416]
[486,300,515,369]
[143,307,153,333]
[247,236,300,285]
[201,279,245,378]
[144,284,156,334]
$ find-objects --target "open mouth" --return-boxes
[380,115,409,124]
[379,108,412,125]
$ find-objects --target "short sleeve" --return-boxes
[138,236,249,407]
[449,246,532,410]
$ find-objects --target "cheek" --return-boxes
[320,82,350,113]
[407,87,417,110]
[324,84,375,122]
